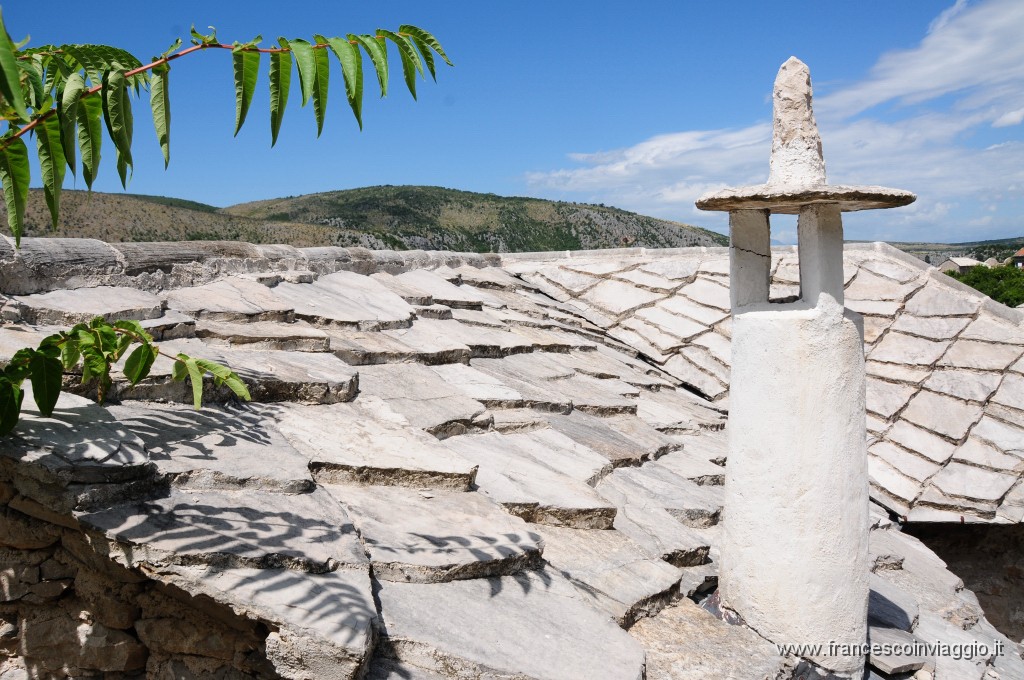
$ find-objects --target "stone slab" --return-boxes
[900,390,983,440]
[14,287,163,324]
[195,319,331,352]
[678,277,731,312]
[376,571,646,680]
[929,461,1018,503]
[326,485,542,583]
[334,328,470,366]
[164,278,294,322]
[637,389,727,433]
[939,340,1023,371]
[596,464,722,528]
[904,283,981,317]
[271,271,415,329]
[533,525,682,626]
[274,402,478,490]
[545,411,676,467]
[923,369,1002,403]
[580,279,663,317]
[889,315,971,341]
[78,487,367,572]
[869,332,949,366]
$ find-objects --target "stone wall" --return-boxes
[0,475,282,678]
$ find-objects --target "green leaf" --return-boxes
[5,348,34,383]
[193,358,250,401]
[181,355,204,409]
[0,378,24,436]
[287,38,316,107]
[378,30,421,100]
[17,57,45,110]
[398,25,453,67]
[190,25,218,46]
[77,94,103,190]
[0,9,29,121]
[232,45,260,136]
[0,135,30,246]
[78,346,106,385]
[58,73,87,177]
[326,37,362,129]
[112,319,153,343]
[268,43,291,146]
[123,343,157,385]
[351,34,388,97]
[309,35,331,136]
[407,34,436,81]
[28,351,62,417]
[101,70,133,188]
[170,358,188,382]
[35,115,66,231]
[150,64,170,167]
[61,336,80,370]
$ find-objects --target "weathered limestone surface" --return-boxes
[13,287,163,325]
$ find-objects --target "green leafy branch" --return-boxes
[0,9,452,245]
[0,316,251,436]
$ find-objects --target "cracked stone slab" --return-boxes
[634,305,708,341]
[123,338,359,405]
[78,487,367,572]
[870,441,940,483]
[325,485,542,583]
[368,272,434,305]
[333,328,470,366]
[195,319,331,352]
[991,372,1024,412]
[442,432,616,529]
[661,355,728,401]
[597,488,712,568]
[429,362,524,404]
[629,598,790,680]
[657,296,730,326]
[270,271,415,329]
[355,363,489,437]
[545,411,678,467]
[274,402,478,490]
[596,464,722,528]
[923,368,1002,403]
[376,570,645,680]
[929,462,1018,504]
[164,278,294,322]
[655,449,726,486]
[393,270,501,309]
[869,456,922,512]
[866,361,930,385]
[959,315,1024,344]
[638,259,701,280]
[158,564,376,680]
[889,315,971,341]
[534,525,682,626]
[846,270,922,302]
[885,421,956,465]
[613,268,678,292]
[106,402,314,494]
[389,318,534,358]
[678,277,731,312]
[14,286,164,324]
[453,265,528,291]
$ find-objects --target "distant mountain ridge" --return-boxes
[10,185,728,252]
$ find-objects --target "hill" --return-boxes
[7,186,728,252]
[878,236,1024,264]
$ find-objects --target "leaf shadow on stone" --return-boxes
[868,588,914,632]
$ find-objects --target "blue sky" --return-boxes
[6,1,1024,243]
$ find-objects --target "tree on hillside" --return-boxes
[0,9,451,246]
[0,12,452,435]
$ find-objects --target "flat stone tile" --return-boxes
[533,525,682,626]
[271,272,415,329]
[991,372,1024,412]
[368,272,433,305]
[868,457,921,506]
[613,268,678,292]
[107,402,314,494]
[885,421,956,464]
[661,355,728,401]
[15,286,163,324]
[951,437,1023,471]
[657,296,730,326]
[847,299,902,316]
[904,283,981,317]
[545,411,677,467]
[868,572,919,631]
[140,310,196,340]
[637,389,727,433]
[869,441,940,482]
[78,487,367,572]
[453,265,527,291]
[866,361,930,385]
[866,379,918,419]
[923,369,1002,402]
[326,485,542,583]
[442,432,617,529]
[618,317,684,353]
[655,450,726,486]
[529,267,602,295]
[959,315,1024,345]
[869,332,949,365]
[630,598,789,680]
[429,363,523,403]
[5,389,151,485]
[596,464,722,528]
[128,338,359,405]
[0,325,48,363]
[490,409,549,433]
[861,258,922,284]
[900,390,983,440]
[939,339,1023,371]
[634,306,708,341]
[165,279,294,322]
[337,328,470,366]
[376,571,645,680]
[846,270,922,302]
[195,319,330,352]
[639,259,700,280]
[395,270,500,309]
[678,277,731,312]
[160,564,375,675]
[596,486,711,568]
[580,279,664,317]
[393,318,534,358]
[275,402,478,490]
[930,462,1018,503]
[971,416,1024,455]
[889,314,971,341]
[868,626,929,674]
[356,363,489,437]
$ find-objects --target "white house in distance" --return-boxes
[938,256,984,274]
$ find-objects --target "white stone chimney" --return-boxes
[696,58,915,679]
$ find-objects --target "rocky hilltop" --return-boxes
[11,185,727,252]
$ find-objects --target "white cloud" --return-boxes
[526,0,1024,242]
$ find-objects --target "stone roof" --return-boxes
[0,237,1022,679]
